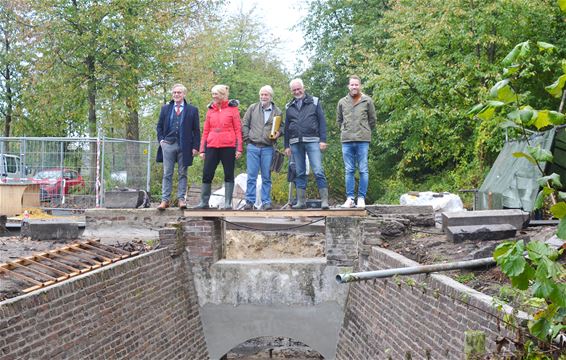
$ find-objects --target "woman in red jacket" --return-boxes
[195,84,243,209]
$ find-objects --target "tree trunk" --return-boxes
[86,55,98,193]
[125,95,142,188]
[4,64,12,137]
[3,33,12,137]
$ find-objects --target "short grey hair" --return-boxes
[171,83,187,94]
[289,78,304,89]
[259,85,274,97]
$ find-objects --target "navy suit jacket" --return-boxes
[156,99,200,166]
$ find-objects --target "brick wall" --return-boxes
[336,247,517,359]
[326,217,362,266]
[0,249,208,359]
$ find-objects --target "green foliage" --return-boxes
[300,0,566,203]
[470,3,566,355]
[494,240,565,344]
[455,272,476,284]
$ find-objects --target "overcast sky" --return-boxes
[226,0,308,74]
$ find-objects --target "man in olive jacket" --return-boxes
[242,85,283,210]
[336,75,376,208]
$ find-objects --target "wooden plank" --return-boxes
[70,244,113,262]
[183,208,367,218]
[57,248,101,266]
[86,240,130,255]
[22,257,69,277]
[6,261,57,281]
[4,241,139,295]
[0,183,40,216]
[79,242,121,258]
[34,254,82,273]
[41,252,92,271]
[0,266,42,285]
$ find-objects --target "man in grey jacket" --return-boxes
[337,75,376,208]
[242,85,283,210]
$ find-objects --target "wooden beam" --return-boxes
[6,261,57,281]
[86,240,130,255]
[183,208,367,218]
[22,258,70,277]
[0,267,42,285]
[70,244,112,263]
[34,254,82,273]
[79,242,121,259]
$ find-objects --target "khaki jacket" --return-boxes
[242,102,283,146]
[336,93,376,142]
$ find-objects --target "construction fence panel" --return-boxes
[0,137,152,210]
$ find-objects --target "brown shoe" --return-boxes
[178,199,187,209]
[157,201,169,210]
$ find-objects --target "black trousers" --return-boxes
[202,147,236,183]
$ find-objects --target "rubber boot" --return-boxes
[194,183,211,209]
[224,182,234,209]
[319,188,329,209]
[292,188,306,209]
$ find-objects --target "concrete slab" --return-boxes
[442,209,529,232]
[446,224,517,242]
[20,219,79,240]
[104,190,143,208]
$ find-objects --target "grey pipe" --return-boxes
[336,257,496,283]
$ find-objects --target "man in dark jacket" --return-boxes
[284,78,329,209]
[242,85,283,210]
[156,83,200,210]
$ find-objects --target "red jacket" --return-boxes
[200,100,243,152]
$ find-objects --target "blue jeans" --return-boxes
[290,142,327,190]
[161,141,187,202]
[342,141,369,199]
[246,144,274,205]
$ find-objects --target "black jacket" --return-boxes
[284,93,327,148]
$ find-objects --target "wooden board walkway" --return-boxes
[183,208,367,218]
[0,240,139,294]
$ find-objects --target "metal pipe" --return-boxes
[336,257,496,283]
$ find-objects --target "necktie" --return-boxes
[175,105,181,116]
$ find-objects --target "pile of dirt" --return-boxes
[225,230,325,259]
[382,225,560,298]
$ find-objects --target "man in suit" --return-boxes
[156,83,200,210]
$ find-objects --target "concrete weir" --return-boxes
[195,259,348,359]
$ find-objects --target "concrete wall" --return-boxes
[0,249,208,359]
[166,217,350,360]
[336,247,516,359]
[196,260,349,360]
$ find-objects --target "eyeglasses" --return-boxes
[291,88,303,92]
[172,91,184,94]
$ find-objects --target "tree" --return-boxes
[300,0,566,203]
[0,0,34,137]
